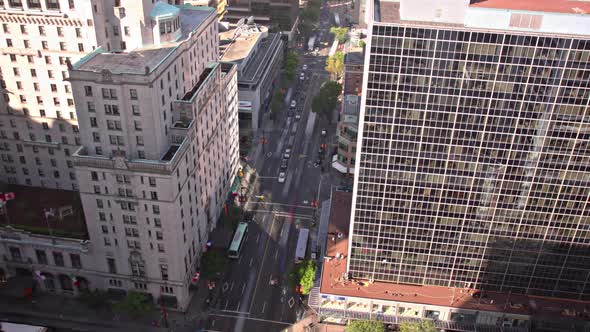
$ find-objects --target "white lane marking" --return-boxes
[256,234,261,243]
[288,297,295,308]
[224,300,229,310]
[238,255,243,264]
[212,319,216,327]
[223,282,229,292]
[261,301,267,314]
[275,250,279,261]
[241,283,246,295]
[249,257,254,267]
[210,313,291,326]
[245,233,249,242]
[236,301,241,311]
[230,281,234,292]
[248,214,277,313]
[219,310,250,315]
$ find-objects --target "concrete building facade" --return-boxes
[0,1,240,311]
[220,24,283,133]
[0,0,185,191]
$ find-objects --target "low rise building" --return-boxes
[332,95,358,175]
[343,45,364,96]
[220,24,283,134]
[223,0,299,40]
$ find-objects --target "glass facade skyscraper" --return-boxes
[349,7,590,300]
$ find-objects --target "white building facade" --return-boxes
[0,1,240,311]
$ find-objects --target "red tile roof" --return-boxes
[469,0,590,15]
[320,190,590,320]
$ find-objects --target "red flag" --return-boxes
[192,272,200,283]
[224,203,229,216]
[0,192,15,202]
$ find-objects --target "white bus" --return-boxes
[228,222,248,259]
[295,228,310,263]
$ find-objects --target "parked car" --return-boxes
[278,172,286,183]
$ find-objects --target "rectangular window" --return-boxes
[107,258,117,273]
[70,254,82,269]
[53,252,64,266]
[36,250,47,264]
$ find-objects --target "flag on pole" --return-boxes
[43,208,56,220]
[34,270,46,281]
[70,274,79,287]
[0,192,15,203]
[192,272,200,283]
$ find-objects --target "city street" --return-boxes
[201,4,340,331]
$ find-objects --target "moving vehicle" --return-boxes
[280,159,288,170]
[300,72,305,81]
[321,129,327,136]
[295,228,310,263]
[295,113,301,120]
[308,35,316,51]
[0,322,51,332]
[290,100,297,109]
[278,172,286,183]
[302,64,308,71]
[228,222,249,259]
[283,148,291,159]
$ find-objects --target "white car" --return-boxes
[295,113,301,120]
[290,100,297,109]
[300,73,305,81]
[283,148,291,159]
[278,172,286,183]
[302,64,308,71]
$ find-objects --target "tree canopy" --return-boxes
[330,27,349,43]
[347,320,386,332]
[326,51,345,79]
[288,259,317,294]
[399,321,438,332]
[358,40,366,49]
[271,89,285,117]
[284,51,300,82]
[113,291,153,318]
[201,249,228,277]
[311,81,342,123]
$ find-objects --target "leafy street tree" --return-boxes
[399,321,438,332]
[330,27,349,43]
[201,249,229,277]
[78,289,110,310]
[222,206,241,228]
[312,81,342,123]
[346,320,386,332]
[288,259,317,294]
[358,40,366,49]
[271,89,285,118]
[284,51,300,81]
[113,291,153,318]
[326,51,345,79]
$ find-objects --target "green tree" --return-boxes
[201,249,229,277]
[288,259,317,294]
[330,27,349,43]
[79,289,110,310]
[284,51,300,81]
[222,206,241,228]
[311,81,342,123]
[399,321,437,332]
[113,291,153,318]
[326,51,345,79]
[271,89,285,118]
[358,40,366,49]
[347,320,386,332]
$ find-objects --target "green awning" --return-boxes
[230,176,241,193]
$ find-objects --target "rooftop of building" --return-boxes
[219,25,265,63]
[74,5,215,75]
[345,47,364,65]
[320,189,590,323]
[219,24,281,83]
[469,0,590,15]
[0,183,88,240]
